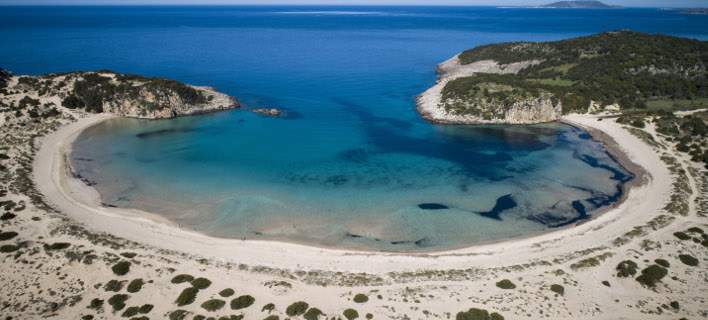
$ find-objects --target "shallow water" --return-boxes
[3,5,706,251]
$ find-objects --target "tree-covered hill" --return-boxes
[445,31,707,115]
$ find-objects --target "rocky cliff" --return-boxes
[0,70,237,119]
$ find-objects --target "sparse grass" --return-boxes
[219,288,235,297]
[108,294,129,312]
[111,261,131,276]
[201,299,226,312]
[171,274,194,284]
[175,287,199,306]
[190,277,211,289]
[343,308,359,320]
[353,294,368,303]
[678,254,698,266]
[616,260,638,277]
[228,295,255,310]
[550,284,564,296]
[286,301,309,316]
[127,278,144,293]
[495,279,516,289]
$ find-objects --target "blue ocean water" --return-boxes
[2,6,706,251]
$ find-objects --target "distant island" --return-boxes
[417,31,707,124]
[540,1,619,8]
[680,8,708,15]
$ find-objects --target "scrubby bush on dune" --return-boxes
[201,299,226,312]
[353,294,368,303]
[286,301,309,316]
[495,279,516,289]
[219,288,235,297]
[0,244,19,253]
[190,277,212,289]
[104,280,123,292]
[127,278,144,293]
[171,274,194,284]
[230,295,255,310]
[107,294,129,311]
[262,303,275,313]
[0,231,18,241]
[111,261,131,276]
[304,307,323,320]
[616,260,638,277]
[175,287,199,306]
[655,259,670,268]
[456,308,505,320]
[550,284,565,296]
[678,254,698,266]
[636,264,668,287]
[343,308,359,320]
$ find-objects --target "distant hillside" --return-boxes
[541,1,618,8]
[420,31,707,123]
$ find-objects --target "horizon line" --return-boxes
[0,3,690,8]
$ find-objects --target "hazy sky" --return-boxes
[0,0,706,7]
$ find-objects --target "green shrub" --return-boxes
[175,287,199,306]
[304,307,323,320]
[343,308,359,320]
[670,301,679,309]
[230,295,255,310]
[138,304,153,314]
[127,278,144,293]
[0,231,18,241]
[121,306,140,317]
[262,303,275,313]
[108,294,129,311]
[655,259,670,268]
[550,284,564,296]
[456,308,504,320]
[495,279,516,289]
[190,277,211,289]
[366,313,373,319]
[168,309,189,320]
[201,299,225,312]
[111,261,131,276]
[678,254,698,266]
[286,301,309,316]
[88,298,104,310]
[0,244,19,253]
[674,232,691,240]
[62,95,84,109]
[353,294,368,303]
[616,260,638,277]
[44,242,70,250]
[104,279,124,292]
[219,288,235,297]
[263,316,279,320]
[636,264,668,287]
[171,274,194,284]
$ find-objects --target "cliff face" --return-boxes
[416,56,562,124]
[1,70,238,120]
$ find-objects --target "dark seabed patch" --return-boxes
[478,194,517,220]
[136,127,196,139]
[418,203,449,210]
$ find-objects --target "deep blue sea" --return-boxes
[2,6,706,251]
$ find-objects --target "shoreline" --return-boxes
[33,111,672,273]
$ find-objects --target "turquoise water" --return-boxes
[3,6,706,251]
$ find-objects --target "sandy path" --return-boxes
[33,113,672,273]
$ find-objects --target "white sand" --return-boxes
[33,113,672,273]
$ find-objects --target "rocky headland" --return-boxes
[417,31,707,125]
[0,69,238,120]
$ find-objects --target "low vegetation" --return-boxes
[286,301,309,317]
[111,261,131,276]
[230,295,255,310]
[495,279,516,289]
